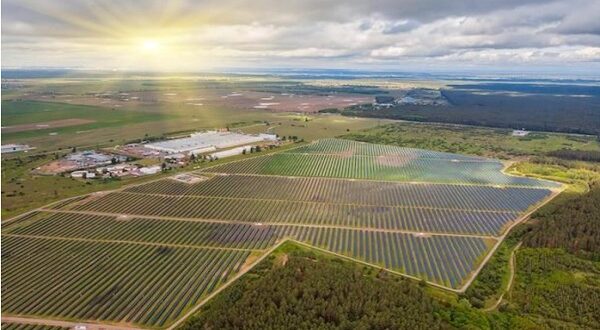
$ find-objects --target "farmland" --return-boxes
[1,100,168,141]
[1,139,559,328]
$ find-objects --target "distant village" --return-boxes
[373,88,450,108]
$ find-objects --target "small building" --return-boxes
[71,170,95,179]
[165,153,187,161]
[257,133,278,142]
[1,144,33,154]
[512,129,530,137]
[139,165,161,175]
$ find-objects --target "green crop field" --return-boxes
[1,100,168,141]
[1,139,560,328]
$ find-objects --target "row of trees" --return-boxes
[547,149,600,162]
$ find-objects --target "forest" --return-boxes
[179,246,451,329]
[342,89,600,135]
[525,182,600,260]
[547,149,600,162]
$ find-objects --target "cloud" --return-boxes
[2,0,600,71]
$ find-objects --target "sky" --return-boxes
[2,0,600,73]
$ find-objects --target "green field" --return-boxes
[1,99,384,153]
[1,100,169,140]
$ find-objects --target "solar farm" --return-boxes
[1,139,561,329]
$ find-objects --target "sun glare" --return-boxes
[142,40,159,51]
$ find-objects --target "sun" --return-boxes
[142,40,160,52]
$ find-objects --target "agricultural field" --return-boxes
[1,139,559,328]
[1,100,168,141]
[1,76,386,153]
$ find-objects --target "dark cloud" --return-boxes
[382,20,420,34]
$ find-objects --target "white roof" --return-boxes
[146,131,268,153]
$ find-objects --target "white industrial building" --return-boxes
[210,145,253,159]
[138,166,161,175]
[1,144,33,154]
[145,131,277,154]
[512,129,530,137]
